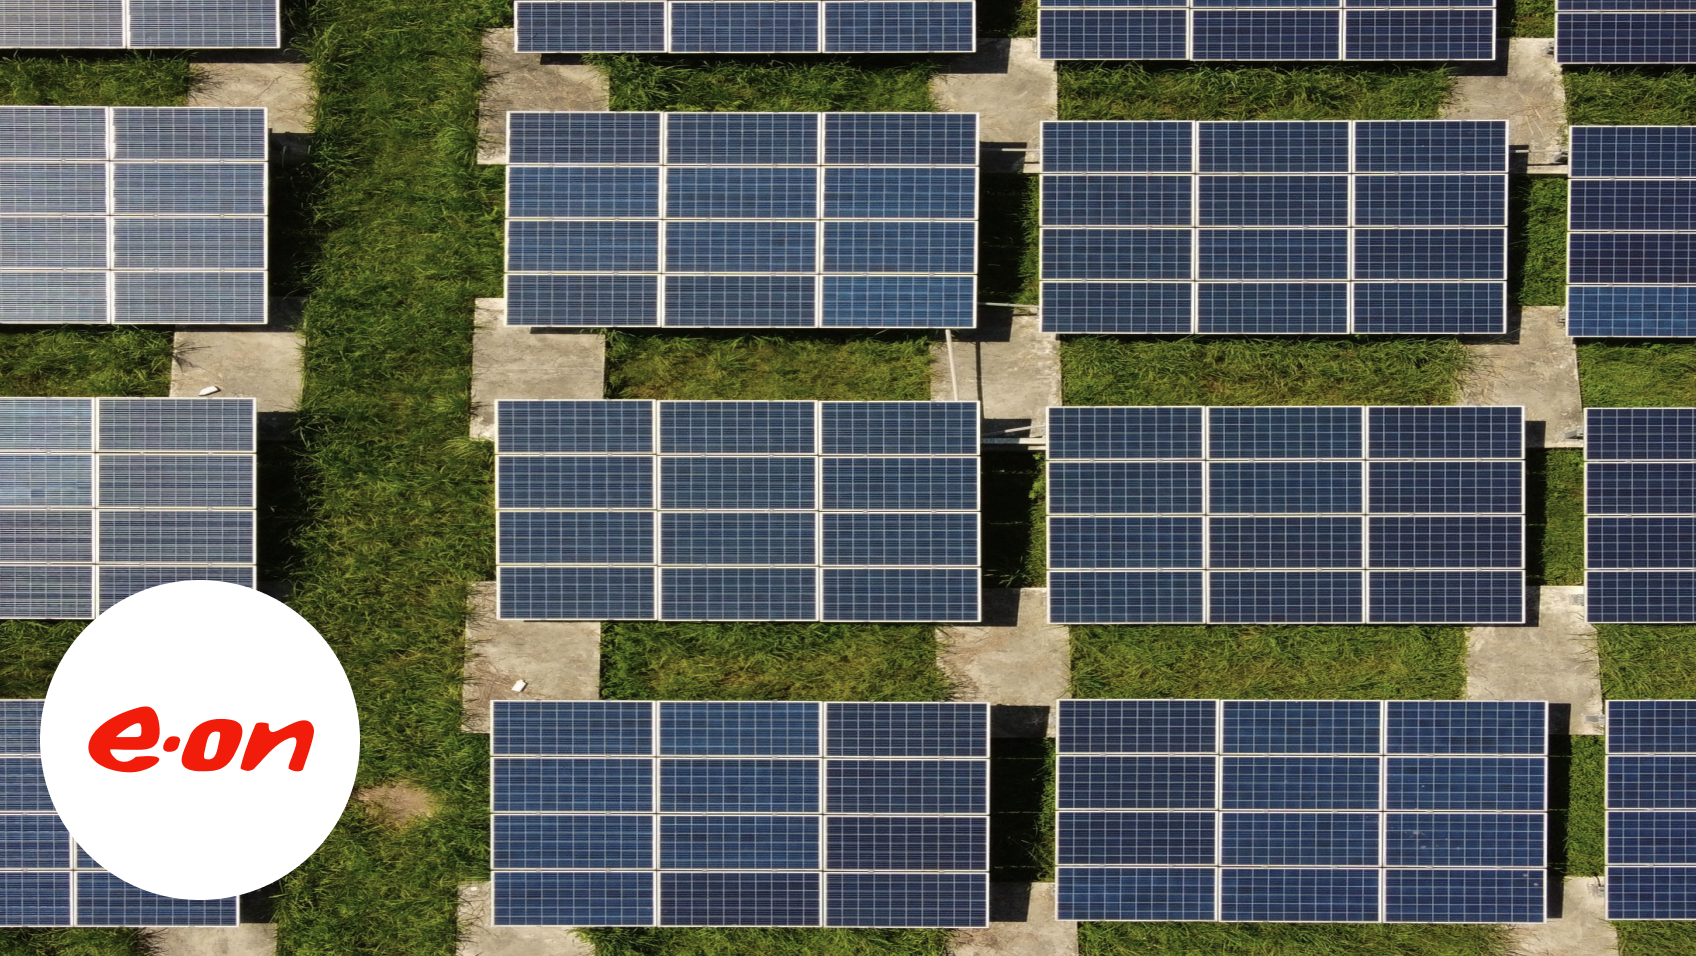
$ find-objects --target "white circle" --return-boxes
[40,581,359,900]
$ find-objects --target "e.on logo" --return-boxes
[88,706,314,773]
[41,581,359,901]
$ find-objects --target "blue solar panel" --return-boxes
[1048,405,1525,624]
[1558,8,1696,63]
[1607,701,1696,917]
[489,701,988,927]
[1568,127,1696,334]
[1055,699,1547,923]
[506,112,976,329]
[516,0,970,52]
[1586,409,1696,621]
[1039,1,1493,59]
[0,0,277,48]
[1041,121,1507,334]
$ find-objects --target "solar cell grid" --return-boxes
[1585,408,1696,622]
[0,107,266,326]
[1040,121,1508,336]
[1568,128,1696,335]
[489,700,988,927]
[514,0,971,52]
[1557,7,1696,62]
[1038,4,1494,62]
[505,112,976,329]
[1047,405,1526,625]
[1055,700,1547,922]
[1607,700,1696,917]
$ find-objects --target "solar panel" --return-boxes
[0,398,257,619]
[1037,1,1493,59]
[495,400,980,622]
[1605,700,1696,918]
[504,113,977,329]
[0,0,278,48]
[1567,128,1696,336]
[1047,405,1527,625]
[489,700,989,927]
[1583,408,1696,621]
[0,700,238,926]
[1557,5,1696,62]
[1039,121,1508,335]
[1056,699,1547,923]
[0,107,267,326]
[513,0,971,52]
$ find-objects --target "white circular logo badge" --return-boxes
[40,581,359,900]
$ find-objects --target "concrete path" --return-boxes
[1443,38,1567,169]
[458,882,594,956]
[189,58,314,135]
[1460,306,1585,449]
[932,39,1057,173]
[477,29,609,165]
[940,589,1069,738]
[931,307,1061,442]
[1466,587,1603,736]
[151,925,276,956]
[1508,877,1617,956]
[470,299,605,440]
[169,299,304,442]
[463,581,600,733]
[951,883,1077,956]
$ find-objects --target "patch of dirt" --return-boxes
[356,782,436,829]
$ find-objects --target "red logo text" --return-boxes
[88,707,315,773]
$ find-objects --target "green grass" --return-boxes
[1616,922,1696,956]
[1080,923,1507,956]
[581,927,951,956]
[593,54,937,112]
[1567,67,1696,126]
[0,328,173,397]
[1514,176,1566,307]
[1600,626,1696,699]
[1072,625,1470,700]
[1058,63,1453,121]
[1556,735,1606,879]
[1507,0,1555,37]
[1528,450,1584,588]
[604,331,932,400]
[1060,337,1473,408]
[0,53,190,105]
[1580,342,1696,408]
[983,452,1045,589]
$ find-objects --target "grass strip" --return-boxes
[1507,0,1554,37]
[1566,67,1696,126]
[592,54,937,112]
[1058,63,1453,121]
[1081,923,1507,956]
[1513,176,1566,308]
[0,52,190,105]
[1528,449,1584,588]
[1580,342,1696,408]
[582,927,951,955]
[604,331,932,400]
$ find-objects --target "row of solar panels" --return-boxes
[0,0,278,49]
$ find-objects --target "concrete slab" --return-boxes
[1467,587,1603,736]
[933,39,1057,173]
[1460,306,1585,449]
[189,61,313,134]
[478,29,609,165]
[1507,877,1616,956]
[151,925,276,956]
[463,581,600,733]
[470,299,605,440]
[168,300,304,442]
[458,882,594,956]
[931,307,1061,440]
[940,589,1069,738]
[1443,38,1567,167]
[951,883,1077,956]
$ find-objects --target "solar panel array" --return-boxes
[0,398,257,620]
[0,107,268,326]
[1056,699,1548,923]
[490,700,989,927]
[504,112,977,330]
[1567,127,1696,337]
[1046,405,1527,625]
[495,400,980,622]
[1584,408,1696,622]
[0,700,240,926]
[513,0,972,53]
[1607,699,1696,919]
[1037,1,1494,60]
[0,0,279,48]
[1039,121,1508,336]
[1557,2,1696,62]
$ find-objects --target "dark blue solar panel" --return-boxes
[1051,517,1203,569]
[514,3,667,52]
[821,402,975,455]
[823,513,977,567]
[1222,756,1381,809]
[1611,701,1696,753]
[1588,571,1696,623]
[1589,517,1696,569]
[660,402,813,454]
[661,567,817,620]
[1059,756,1217,809]
[1222,701,1379,754]
[492,701,652,756]
[498,511,652,564]
[1220,868,1379,922]
[492,758,653,812]
[660,512,815,566]
[1043,122,1194,174]
[827,759,986,814]
[1368,461,1521,514]
[1212,516,1359,569]
[0,814,69,868]
[1039,10,1188,59]
[1048,406,1203,460]
[1208,462,1362,514]
[1588,408,1696,461]
[495,871,654,925]
[1383,869,1544,923]
[660,702,818,756]
[1058,811,1216,865]
[661,816,819,869]
[1387,701,1546,755]
[660,759,819,813]
[1571,127,1696,178]
[0,756,51,812]
[76,873,237,927]
[1200,123,1348,174]
[667,114,815,165]
[821,457,976,511]
[1586,410,1696,623]
[1569,288,1696,338]
[670,2,819,51]
[494,815,653,869]
[0,700,42,753]
[659,456,813,510]
[1370,406,1523,459]
[826,703,987,757]
[1355,121,1506,172]
[1613,755,1696,809]
[1388,757,1545,810]
[501,566,655,620]
[1386,813,1545,867]
[1029,461,1195,513]
[508,112,660,165]
[826,816,986,870]
[498,401,652,454]
[1059,699,1217,754]
[826,873,985,927]
[1042,176,1193,227]
[1221,812,1379,866]
[1369,516,1522,569]
[1056,867,1215,921]
[1609,811,1696,864]
[0,872,69,927]
[1209,407,1361,459]
[1049,571,1206,623]
[1607,866,1696,920]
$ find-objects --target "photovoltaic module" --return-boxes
[0,107,268,326]
[0,398,257,620]
[514,0,973,53]
[504,112,977,330]
[1039,121,1508,335]
[1607,699,1696,918]
[489,700,989,927]
[495,400,980,622]
[1056,699,1548,923]
[1585,408,1696,622]
[1046,405,1527,625]
[1558,1,1696,62]
[0,0,279,48]
[0,700,240,926]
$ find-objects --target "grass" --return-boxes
[1527,450,1584,588]
[1507,0,1555,37]
[593,54,937,112]
[0,52,190,105]
[1600,626,1696,700]
[1060,337,1473,408]
[1058,63,1453,121]
[1579,342,1696,408]
[1080,923,1508,956]
[1566,67,1696,126]
[604,331,932,400]
[1557,735,1606,879]
[1514,176,1566,307]
[0,328,174,397]
[581,927,951,955]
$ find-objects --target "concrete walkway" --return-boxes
[1443,38,1567,169]
[470,299,605,440]
[477,29,609,165]
[941,589,1070,738]
[951,883,1077,956]
[1466,587,1604,735]
[458,882,594,956]
[189,56,314,135]
[933,39,1057,173]
[1460,306,1585,448]
[151,925,276,956]
[1508,877,1617,956]
[463,581,600,733]
[931,307,1061,442]
[169,299,304,442]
